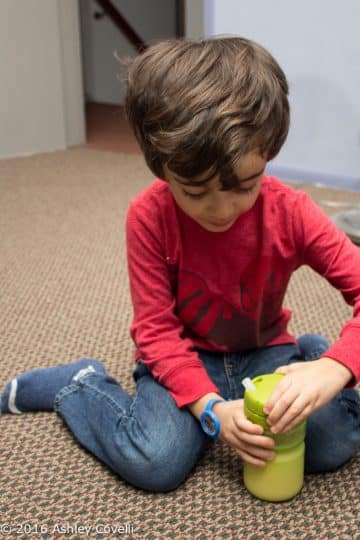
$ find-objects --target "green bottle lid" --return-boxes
[243,372,306,447]
[244,373,284,417]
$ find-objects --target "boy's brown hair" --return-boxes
[125,36,289,188]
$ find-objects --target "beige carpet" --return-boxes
[0,148,359,539]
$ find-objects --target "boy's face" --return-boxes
[163,152,267,232]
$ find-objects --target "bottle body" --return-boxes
[243,424,305,502]
[243,374,306,502]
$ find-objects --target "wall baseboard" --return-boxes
[267,163,360,192]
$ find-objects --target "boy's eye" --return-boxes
[182,181,258,199]
[182,190,207,199]
[234,183,257,194]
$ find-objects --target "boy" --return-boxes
[1,37,359,492]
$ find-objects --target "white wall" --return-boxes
[185,0,204,39]
[80,0,178,105]
[58,1,86,148]
[205,0,360,188]
[0,0,85,159]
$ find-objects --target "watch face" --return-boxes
[203,414,216,433]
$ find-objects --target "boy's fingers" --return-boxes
[237,449,267,468]
[264,378,299,421]
[271,414,304,434]
[264,376,293,413]
[239,443,275,462]
[234,429,275,449]
[268,394,307,433]
[270,401,310,433]
[234,415,263,434]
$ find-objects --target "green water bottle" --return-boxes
[242,373,306,502]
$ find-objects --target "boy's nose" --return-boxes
[208,193,237,220]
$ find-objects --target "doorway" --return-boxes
[78,0,184,154]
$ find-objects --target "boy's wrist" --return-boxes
[187,392,224,420]
[319,357,353,385]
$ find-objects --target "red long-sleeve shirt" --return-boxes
[126,175,360,407]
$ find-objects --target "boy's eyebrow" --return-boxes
[172,172,215,186]
[239,168,266,183]
[173,168,265,187]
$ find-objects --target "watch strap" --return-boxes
[200,398,225,439]
[204,398,225,413]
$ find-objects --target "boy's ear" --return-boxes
[160,163,170,182]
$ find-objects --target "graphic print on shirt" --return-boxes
[176,266,285,350]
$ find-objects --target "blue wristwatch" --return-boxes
[200,398,225,439]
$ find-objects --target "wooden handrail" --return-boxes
[93,0,147,52]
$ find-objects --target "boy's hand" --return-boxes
[213,399,276,467]
[264,358,353,434]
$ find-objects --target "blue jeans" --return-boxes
[54,334,360,492]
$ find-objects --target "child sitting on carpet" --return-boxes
[1,37,360,492]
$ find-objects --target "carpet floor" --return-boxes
[0,148,359,539]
